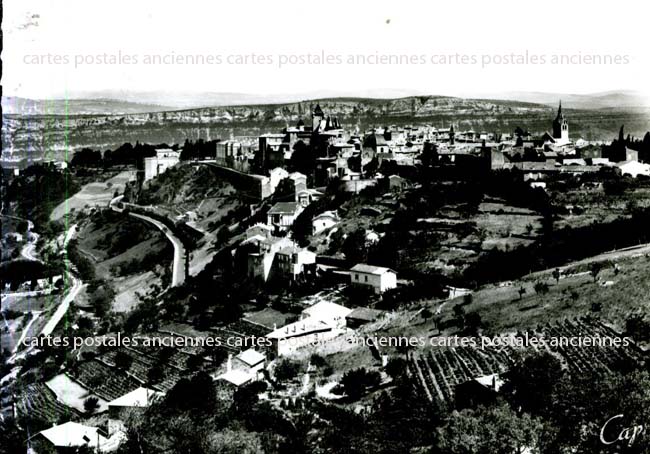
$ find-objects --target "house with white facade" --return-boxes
[217,348,267,386]
[143,148,180,181]
[617,160,650,178]
[266,301,352,356]
[297,188,323,208]
[32,421,124,453]
[312,210,339,234]
[267,202,303,231]
[349,264,397,294]
[300,301,352,329]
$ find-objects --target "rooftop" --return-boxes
[474,373,505,392]
[302,301,353,321]
[244,307,294,330]
[266,317,332,340]
[217,369,254,387]
[39,421,108,448]
[236,348,266,366]
[350,264,395,275]
[108,387,162,408]
[268,202,300,214]
[313,210,339,220]
[346,307,383,322]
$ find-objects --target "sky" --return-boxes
[3,0,650,101]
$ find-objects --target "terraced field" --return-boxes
[408,317,646,404]
[15,383,81,423]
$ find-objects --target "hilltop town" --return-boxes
[2,99,650,453]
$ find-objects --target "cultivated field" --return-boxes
[50,170,136,221]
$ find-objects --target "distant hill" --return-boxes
[2,94,649,164]
[479,90,650,110]
[4,90,648,116]
[1,97,174,115]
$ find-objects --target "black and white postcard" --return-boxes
[1,1,649,453]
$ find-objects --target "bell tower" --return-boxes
[552,101,569,142]
[312,104,324,132]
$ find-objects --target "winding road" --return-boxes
[109,196,186,287]
[128,213,186,287]
[4,224,84,364]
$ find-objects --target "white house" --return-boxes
[312,210,339,234]
[108,387,162,415]
[267,202,303,231]
[34,421,124,453]
[144,148,180,181]
[300,301,353,329]
[246,236,294,281]
[217,348,266,386]
[107,387,163,435]
[288,172,308,193]
[274,246,317,280]
[297,189,323,208]
[266,318,337,357]
[617,160,650,178]
[266,301,352,356]
[349,264,397,294]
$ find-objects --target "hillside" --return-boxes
[1,96,174,115]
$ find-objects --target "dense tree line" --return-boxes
[179,139,218,161]
[4,164,81,227]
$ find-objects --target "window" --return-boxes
[364,276,368,282]
[355,274,359,281]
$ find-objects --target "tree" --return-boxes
[272,178,297,202]
[186,354,204,371]
[147,364,164,385]
[590,262,604,283]
[552,268,561,284]
[420,141,439,167]
[231,381,268,417]
[164,371,216,414]
[114,351,133,371]
[518,286,526,300]
[502,351,564,416]
[590,301,602,313]
[435,405,542,454]
[625,314,650,342]
[342,228,369,263]
[275,359,301,382]
[310,353,327,368]
[385,357,408,380]
[71,148,102,168]
[464,312,483,336]
[84,396,100,414]
[533,281,549,295]
[340,368,381,400]
[453,304,466,329]
[290,140,315,176]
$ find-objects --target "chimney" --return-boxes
[273,323,277,330]
[227,354,233,372]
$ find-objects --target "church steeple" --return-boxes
[312,104,324,132]
[552,100,569,142]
